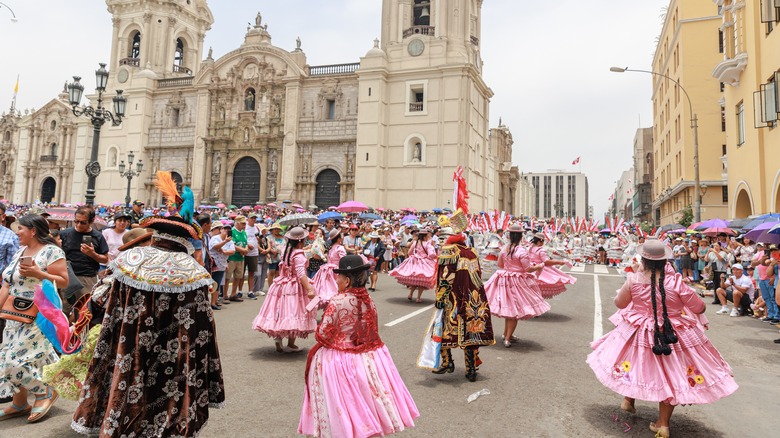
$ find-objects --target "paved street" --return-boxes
[6,265,780,437]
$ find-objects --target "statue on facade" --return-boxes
[244,127,250,143]
[296,36,302,50]
[302,159,308,174]
[255,12,262,27]
[213,152,221,175]
[269,182,276,198]
[270,155,277,172]
[347,156,354,174]
[218,106,225,120]
[212,181,220,198]
[244,90,255,111]
[207,46,213,59]
[413,142,422,162]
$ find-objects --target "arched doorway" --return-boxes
[170,171,183,194]
[231,157,261,206]
[734,189,752,218]
[41,177,56,203]
[315,169,341,208]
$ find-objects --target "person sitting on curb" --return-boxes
[715,264,754,317]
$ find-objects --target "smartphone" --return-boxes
[19,256,34,267]
[82,235,93,245]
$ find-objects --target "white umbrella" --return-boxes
[277,212,318,227]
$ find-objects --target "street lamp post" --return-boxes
[0,2,19,22]
[68,63,126,206]
[610,66,701,223]
[118,152,143,208]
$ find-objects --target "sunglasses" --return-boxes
[73,220,91,225]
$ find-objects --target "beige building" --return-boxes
[516,174,536,218]
[632,127,654,222]
[0,0,508,211]
[651,0,729,225]
[712,0,780,217]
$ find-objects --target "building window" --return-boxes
[405,80,428,115]
[722,144,727,156]
[327,100,336,119]
[130,31,141,59]
[413,0,431,26]
[720,82,725,92]
[532,176,540,217]
[171,108,180,127]
[174,38,184,68]
[543,176,552,218]
[736,102,745,146]
[722,186,729,203]
[3,131,10,142]
[718,30,724,53]
[50,143,57,157]
[721,105,727,132]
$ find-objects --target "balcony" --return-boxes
[158,77,193,89]
[40,155,57,162]
[402,25,435,38]
[409,102,424,112]
[309,63,360,76]
[119,57,140,67]
[172,64,192,75]
[712,52,748,86]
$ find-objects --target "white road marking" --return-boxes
[384,304,434,327]
[570,265,585,273]
[593,265,608,274]
[593,274,603,341]
[571,272,624,278]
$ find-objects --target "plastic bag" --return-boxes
[466,388,490,403]
[416,308,443,370]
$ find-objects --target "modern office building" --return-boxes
[524,171,589,219]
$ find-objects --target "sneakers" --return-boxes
[716,307,729,315]
[729,308,740,317]
[247,293,258,300]
[257,291,266,296]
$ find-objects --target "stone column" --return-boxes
[111,18,121,69]
[277,81,301,201]
[140,13,152,68]
[219,152,229,202]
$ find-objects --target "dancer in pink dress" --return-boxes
[587,239,737,438]
[311,229,347,306]
[252,227,317,353]
[484,224,548,347]
[299,255,419,438]
[389,229,437,303]
[529,233,577,299]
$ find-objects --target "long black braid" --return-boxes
[645,259,676,355]
[507,231,523,259]
[284,238,303,265]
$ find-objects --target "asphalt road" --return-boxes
[5,265,779,437]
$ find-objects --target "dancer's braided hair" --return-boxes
[644,258,678,355]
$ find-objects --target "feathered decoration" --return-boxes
[155,171,183,209]
[35,280,86,355]
[181,186,195,224]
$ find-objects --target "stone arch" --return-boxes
[231,156,261,206]
[403,133,427,165]
[315,169,341,209]
[733,181,754,219]
[40,176,56,203]
[106,146,119,169]
[120,23,144,64]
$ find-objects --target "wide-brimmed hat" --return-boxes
[234,215,247,223]
[636,239,673,261]
[533,232,545,241]
[285,226,307,241]
[507,224,523,233]
[333,254,371,274]
[268,223,283,232]
[367,231,380,239]
[118,228,154,252]
[307,221,320,227]
[418,228,431,235]
[328,228,341,241]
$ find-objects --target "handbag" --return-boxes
[0,296,39,324]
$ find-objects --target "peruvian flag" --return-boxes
[572,156,580,165]
[452,166,469,214]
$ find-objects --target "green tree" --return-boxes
[678,204,693,228]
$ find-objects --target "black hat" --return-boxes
[333,254,370,274]
[114,210,132,221]
[133,200,145,206]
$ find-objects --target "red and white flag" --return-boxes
[572,156,580,165]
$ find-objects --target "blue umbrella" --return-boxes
[744,221,780,241]
[358,213,382,220]
[318,211,344,223]
[432,208,443,214]
[743,215,780,231]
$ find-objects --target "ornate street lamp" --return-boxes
[0,2,19,22]
[119,151,143,208]
[610,66,701,222]
[68,63,126,206]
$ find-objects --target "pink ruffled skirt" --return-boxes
[537,266,576,299]
[312,264,339,304]
[484,270,550,320]
[587,315,738,405]
[299,345,419,438]
[389,257,436,290]
[252,276,316,339]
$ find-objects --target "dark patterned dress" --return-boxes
[71,246,225,437]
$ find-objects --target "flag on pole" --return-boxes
[571,156,580,165]
[13,75,19,98]
[452,166,469,214]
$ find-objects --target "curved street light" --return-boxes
[0,2,18,22]
[610,66,702,223]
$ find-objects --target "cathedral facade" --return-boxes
[1,0,517,212]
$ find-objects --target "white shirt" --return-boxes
[245,224,260,257]
[725,273,754,300]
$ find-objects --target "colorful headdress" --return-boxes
[141,171,201,254]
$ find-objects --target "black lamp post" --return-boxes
[119,151,143,208]
[67,63,126,206]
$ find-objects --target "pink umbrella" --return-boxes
[703,227,735,237]
[376,207,385,212]
[337,200,368,213]
[328,206,338,211]
[292,203,303,209]
[296,208,305,213]
[267,203,277,208]
[401,207,416,213]
[241,205,252,210]
[254,205,263,210]
[216,203,226,208]
[112,201,122,206]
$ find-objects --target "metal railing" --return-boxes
[409,103,424,112]
[119,57,140,67]
[158,77,194,89]
[403,25,435,38]
[309,63,360,76]
[40,155,57,162]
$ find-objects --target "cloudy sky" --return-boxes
[0,0,668,220]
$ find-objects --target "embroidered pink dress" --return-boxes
[484,244,550,320]
[587,270,738,405]
[529,245,577,299]
[388,240,437,290]
[299,288,419,438]
[312,244,347,304]
[252,249,317,339]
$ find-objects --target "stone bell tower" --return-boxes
[356,0,495,211]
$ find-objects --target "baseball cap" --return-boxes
[133,200,145,206]
[731,264,743,270]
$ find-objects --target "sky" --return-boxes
[0,0,668,220]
